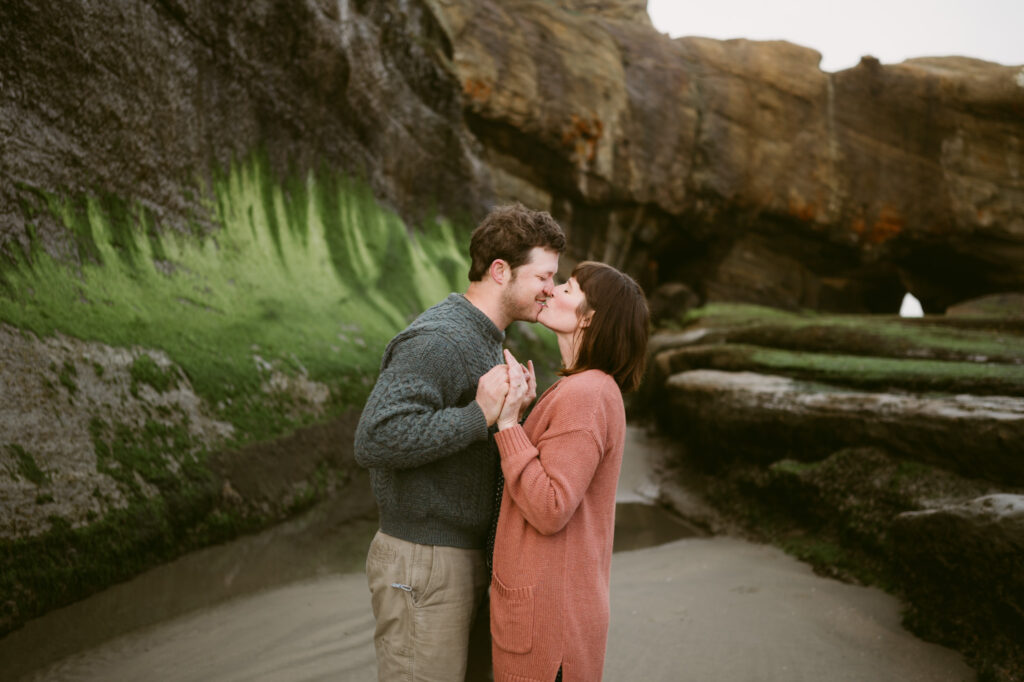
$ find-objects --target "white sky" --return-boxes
[647,0,1024,72]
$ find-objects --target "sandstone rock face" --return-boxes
[430,1,1024,311]
[553,0,651,25]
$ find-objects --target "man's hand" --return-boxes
[475,364,510,426]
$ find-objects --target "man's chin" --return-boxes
[515,305,544,323]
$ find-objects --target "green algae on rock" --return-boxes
[0,156,481,636]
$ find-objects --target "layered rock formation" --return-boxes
[430,0,1024,312]
[3,1,1022,313]
[645,304,1024,678]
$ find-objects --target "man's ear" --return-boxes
[488,259,510,285]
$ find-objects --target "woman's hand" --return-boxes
[497,349,530,430]
[520,359,536,422]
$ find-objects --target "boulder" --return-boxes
[662,445,1024,678]
[0,324,233,540]
[760,448,1000,551]
[947,293,1024,318]
[892,495,1024,675]
[646,281,699,324]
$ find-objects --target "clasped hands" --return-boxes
[475,349,535,430]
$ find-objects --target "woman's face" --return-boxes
[538,276,590,334]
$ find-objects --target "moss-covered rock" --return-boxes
[657,343,1024,396]
[658,303,1024,362]
[893,495,1024,680]
[647,303,1024,680]
[0,159,560,637]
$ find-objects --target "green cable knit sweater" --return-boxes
[354,293,504,549]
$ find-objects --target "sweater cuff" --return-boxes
[464,400,490,442]
[494,424,535,457]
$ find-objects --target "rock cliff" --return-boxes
[2,1,1023,674]
[431,0,1024,312]
[0,0,484,259]
[3,1,1022,313]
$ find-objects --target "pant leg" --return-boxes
[465,591,493,682]
[365,530,488,682]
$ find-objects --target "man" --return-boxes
[354,203,565,681]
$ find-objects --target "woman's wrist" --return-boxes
[496,418,519,431]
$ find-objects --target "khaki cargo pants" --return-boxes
[366,530,489,681]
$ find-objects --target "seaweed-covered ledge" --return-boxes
[642,303,1024,681]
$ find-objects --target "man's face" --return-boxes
[502,247,560,323]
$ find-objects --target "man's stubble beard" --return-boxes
[501,277,540,324]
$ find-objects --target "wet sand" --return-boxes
[15,536,973,681]
[6,428,975,680]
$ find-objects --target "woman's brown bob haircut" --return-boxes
[468,203,566,281]
[560,261,650,392]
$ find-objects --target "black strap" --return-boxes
[485,469,504,574]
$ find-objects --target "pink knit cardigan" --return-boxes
[491,369,626,682]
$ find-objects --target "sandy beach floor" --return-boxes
[16,533,973,682]
[6,428,976,680]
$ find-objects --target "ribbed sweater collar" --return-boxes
[449,293,505,344]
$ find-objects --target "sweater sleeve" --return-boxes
[494,424,603,536]
[354,332,490,469]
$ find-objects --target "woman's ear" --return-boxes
[579,310,595,328]
[488,259,510,285]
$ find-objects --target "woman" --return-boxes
[491,261,650,682]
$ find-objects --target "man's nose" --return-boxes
[542,280,555,296]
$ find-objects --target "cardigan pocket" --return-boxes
[490,572,535,654]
